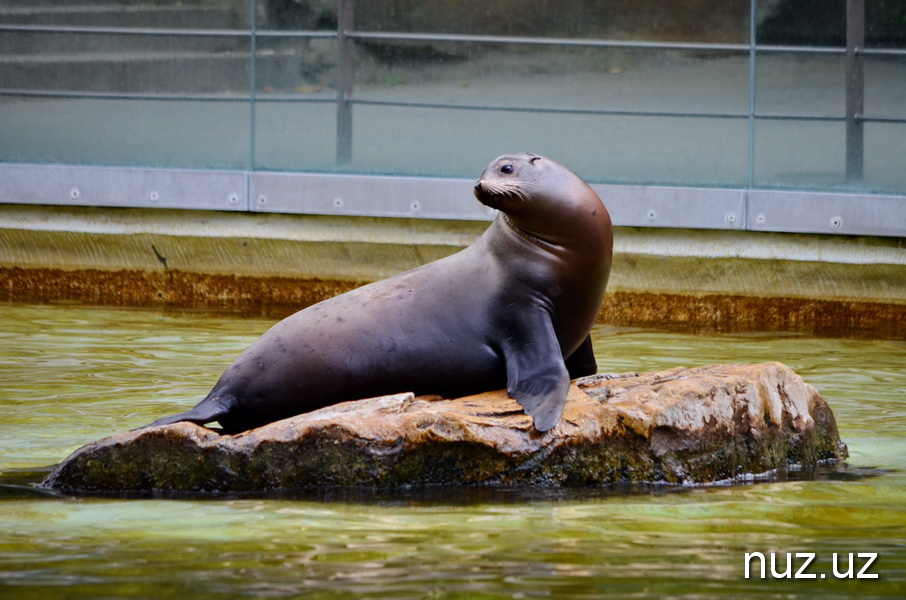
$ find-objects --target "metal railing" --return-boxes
[1,0,903,184]
[332,0,902,185]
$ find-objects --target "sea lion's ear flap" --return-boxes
[500,314,571,432]
[529,156,541,165]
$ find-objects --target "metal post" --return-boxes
[249,1,258,170]
[845,0,865,182]
[336,0,354,165]
[747,0,757,189]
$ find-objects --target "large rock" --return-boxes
[42,363,847,495]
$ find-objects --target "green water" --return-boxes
[0,303,903,599]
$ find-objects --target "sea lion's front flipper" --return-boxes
[564,334,597,379]
[502,315,571,432]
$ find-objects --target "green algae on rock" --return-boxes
[42,363,847,495]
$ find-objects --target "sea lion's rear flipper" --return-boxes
[144,394,235,429]
[502,316,571,432]
[564,334,597,379]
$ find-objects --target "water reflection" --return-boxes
[0,303,903,598]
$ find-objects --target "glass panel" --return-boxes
[260,0,337,31]
[753,2,906,195]
[2,32,252,95]
[757,0,906,49]
[756,0,846,46]
[352,0,750,42]
[754,53,845,119]
[353,45,751,113]
[863,54,906,194]
[254,100,337,171]
[751,52,848,191]
[0,2,253,169]
[253,32,337,171]
[0,1,244,29]
[865,55,906,121]
[0,97,251,169]
[342,42,750,184]
[343,105,748,186]
[753,120,844,191]
[864,122,906,193]
[255,36,337,94]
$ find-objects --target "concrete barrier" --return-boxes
[1,204,904,336]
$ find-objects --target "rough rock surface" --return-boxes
[42,363,847,495]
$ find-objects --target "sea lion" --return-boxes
[147,153,613,433]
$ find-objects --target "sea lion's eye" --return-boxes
[499,164,514,175]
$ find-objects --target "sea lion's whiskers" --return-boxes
[482,179,536,202]
[513,181,538,202]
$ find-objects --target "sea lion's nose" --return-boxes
[474,181,483,194]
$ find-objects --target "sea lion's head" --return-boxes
[473,152,545,211]
[473,152,596,213]
[473,152,610,248]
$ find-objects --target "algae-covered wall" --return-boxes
[1,205,903,337]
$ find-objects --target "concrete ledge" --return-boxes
[1,204,904,336]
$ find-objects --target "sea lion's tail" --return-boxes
[143,394,235,430]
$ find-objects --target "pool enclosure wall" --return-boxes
[0,0,904,237]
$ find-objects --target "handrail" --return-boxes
[2,23,904,55]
